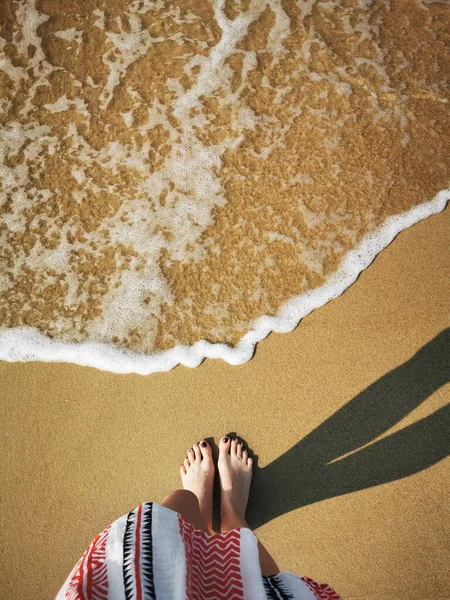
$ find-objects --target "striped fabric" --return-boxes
[56,502,342,600]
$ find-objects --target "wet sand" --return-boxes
[1,204,449,600]
[2,0,449,362]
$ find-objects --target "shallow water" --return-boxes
[0,0,449,372]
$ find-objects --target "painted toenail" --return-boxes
[222,437,229,443]
[201,441,207,447]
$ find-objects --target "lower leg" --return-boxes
[161,489,212,535]
[218,437,280,577]
[221,515,280,577]
[162,488,279,575]
[256,538,281,578]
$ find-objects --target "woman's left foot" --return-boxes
[180,440,214,533]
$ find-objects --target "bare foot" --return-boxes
[218,436,253,533]
[180,440,214,532]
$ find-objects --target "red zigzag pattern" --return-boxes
[179,516,245,600]
[65,525,111,600]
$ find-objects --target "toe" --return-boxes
[242,449,248,462]
[237,441,243,458]
[193,443,202,462]
[184,457,190,470]
[231,438,238,455]
[180,465,186,476]
[219,436,231,455]
[247,456,253,469]
[187,448,195,464]
[199,440,212,459]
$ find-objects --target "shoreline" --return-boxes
[1,188,448,374]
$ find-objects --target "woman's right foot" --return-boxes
[218,436,253,533]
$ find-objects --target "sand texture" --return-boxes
[0,2,449,597]
[1,0,449,368]
[0,203,449,600]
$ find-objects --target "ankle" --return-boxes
[221,491,246,514]
[221,515,249,533]
[220,502,248,532]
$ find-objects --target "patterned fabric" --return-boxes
[65,526,111,600]
[56,502,342,600]
[123,504,155,600]
[179,515,244,599]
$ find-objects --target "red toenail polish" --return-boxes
[222,437,229,443]
[201,441,207,447]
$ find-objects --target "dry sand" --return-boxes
[1,204,449,600]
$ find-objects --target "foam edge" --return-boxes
[0,189,449,375]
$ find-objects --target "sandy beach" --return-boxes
[1,204,448,600]
[1,1,449,597]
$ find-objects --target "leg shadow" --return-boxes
[246,327,450,529]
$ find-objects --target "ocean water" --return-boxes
[0,0,449,373]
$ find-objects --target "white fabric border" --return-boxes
[151,503,187,600]
[239,527,267,600]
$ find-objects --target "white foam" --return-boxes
[1,189,448,374]
[1,0,448,373]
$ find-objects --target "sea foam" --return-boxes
[1,0,449,373]
[1,189,447,374]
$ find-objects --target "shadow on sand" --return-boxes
[214,327,450,531]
